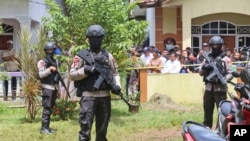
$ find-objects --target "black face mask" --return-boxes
[211,47,222,58]
[88,36,103,53]
[46,52,54,58]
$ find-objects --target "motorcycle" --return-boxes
[217,69,250,140]
[182,69,250,141]
[182,120,225,141]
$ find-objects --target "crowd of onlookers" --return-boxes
[125,44,203,96]
[125,42,249,96]
[128,44,203,75]
[128,43,249,74]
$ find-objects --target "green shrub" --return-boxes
[52,99,78,120]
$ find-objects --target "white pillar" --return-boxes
[146,8,156,47]
[182,6,192,48]
[17,16,31,32]
[16,16,31,50]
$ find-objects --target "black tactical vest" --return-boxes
[40,57,58,85]
[74,49,111,92]
[203,53,227,84]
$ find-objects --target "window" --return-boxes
[191,26,201,34]
[237,26,250,34]
[238,36,250,47]
[201,21,236,35]
[1,24,13,33]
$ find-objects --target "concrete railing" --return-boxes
[0,72,23,97]
[139,68,241,104]
[0,67,244,103]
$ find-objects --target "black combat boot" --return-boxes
[47,123,56,133]
[40,123,55,134]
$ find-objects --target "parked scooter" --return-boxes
[182,69,250,141]
[217,69,250,140]
[182,120,225,141]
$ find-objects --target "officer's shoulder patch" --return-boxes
[38,60,46,68]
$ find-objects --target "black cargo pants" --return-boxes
[203,89,227,128]
[41,88,57,127]
[79,96,111,141]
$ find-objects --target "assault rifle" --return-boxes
[77,50,133,107]
[45,56,71,98]
[202,52,227,88]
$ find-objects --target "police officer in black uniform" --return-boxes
[37,42,59,134]
[70,24,121,141]
[199,35,232,129]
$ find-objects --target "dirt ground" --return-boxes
[131,128,182,141]
[127,93,192,141]
[144,93,192,111]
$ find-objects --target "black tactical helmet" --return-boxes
[44,42,56,50]
[209,35,224,46]
[86,24,105,37]
[209,36,224,56]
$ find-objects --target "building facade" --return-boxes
[0,0,67,62]
[0,0,50,50]
[135,0,250,55]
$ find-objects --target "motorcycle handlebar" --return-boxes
[229,94,250,110]
[243,103,250,109]
[226,80,245,87]
[241,98,250,109]
[227,80,250,105]
[227,80,249,92]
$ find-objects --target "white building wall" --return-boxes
[29,0,49,23]
[0,0,49,22]
[0,0,28,18]
[182,0,250,48]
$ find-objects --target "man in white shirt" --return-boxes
[160,49,167,65]
[2,40,19,101]
[140,47,153,66]
[161,52,181,73]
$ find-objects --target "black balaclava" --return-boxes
[88,36,103,53]
[45,50,55,58]
[45,50,56,65]
[211,45,222,58]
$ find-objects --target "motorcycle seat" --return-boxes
[188,124,225,141]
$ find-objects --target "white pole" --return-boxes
[146,8,156,47]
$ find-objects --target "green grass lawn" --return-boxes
[0,100,213,141]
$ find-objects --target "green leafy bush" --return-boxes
[53,99,78,120]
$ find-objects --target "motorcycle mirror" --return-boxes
[232,71,240,78]
[240,69,250,83]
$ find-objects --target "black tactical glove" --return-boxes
[84,65,96,75]
[111,85,121,95]
[201,64,213,71]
